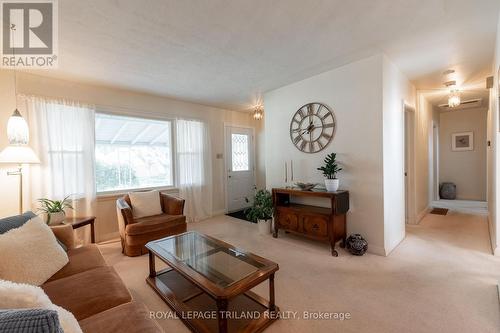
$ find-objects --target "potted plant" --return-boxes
[245,189,273,235]
[37,196,74,225]
[317,153,342,192]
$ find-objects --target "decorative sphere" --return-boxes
[346,234,368,256]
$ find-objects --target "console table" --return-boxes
[272,188,349,256]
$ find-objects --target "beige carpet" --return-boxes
[99,212,500,333]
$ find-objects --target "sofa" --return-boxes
[40,224,162,332]
[116,192,186,257]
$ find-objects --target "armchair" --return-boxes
[116,192,186,256]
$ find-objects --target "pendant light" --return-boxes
[448,89,461,108]
[253,105,264,120]
[443,70,461,108]
[6,23,29,144]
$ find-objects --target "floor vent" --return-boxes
[430,208,449,215]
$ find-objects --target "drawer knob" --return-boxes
[313,224,319,230]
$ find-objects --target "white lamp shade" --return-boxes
[0,146,40,164]
[7,110,29,145]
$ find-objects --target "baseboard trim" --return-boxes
[497,283,500,308]
[97,231,120,243]
[416,206,430,224]
[487,213,497,255]
[431,200,488,216]
[212,209,226,216]
[385,234,405,256]
[368,244,386,256]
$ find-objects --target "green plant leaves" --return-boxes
[245,189,273,222]
[317,153,342,179]
[37,195,74,214]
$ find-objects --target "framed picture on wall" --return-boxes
[452,131,474,151]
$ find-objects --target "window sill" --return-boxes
[96,186,179,201]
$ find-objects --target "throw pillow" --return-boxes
[129,190,162,218]
[0,309,63,333]
[0,216,69,286]
[0,212,67,252]
[0,211,36,234]
[0,279,82,333]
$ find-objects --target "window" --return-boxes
[95,113,173,192]
[231,133,249,171]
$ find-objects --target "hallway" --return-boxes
[101,211,500,333]
[407,211,492,254]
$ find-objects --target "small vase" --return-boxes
[257,219,271,235]
[346,234,368,256]
[47,211,65,225]
[324,179,339,192]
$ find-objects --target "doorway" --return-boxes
[429,89,489,215]
[224,125,256,213]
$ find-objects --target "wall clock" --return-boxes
[289,102,336,153]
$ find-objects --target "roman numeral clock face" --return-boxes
[290,103,336,153]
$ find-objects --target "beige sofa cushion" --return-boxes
[129,190,162,218]
[42,266,132,321]
[79,302,162,333]
[0,279,82,333]
[47,244,107,282]
[0,216,68,286]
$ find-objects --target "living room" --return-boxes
[1,1,500,333]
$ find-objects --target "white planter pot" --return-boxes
[324,179,339,192]
[47,211,65,225]
[257,219,271,235]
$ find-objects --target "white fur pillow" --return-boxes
[0,216,68,286]
[0,279,82,333]
[129,190,162,218]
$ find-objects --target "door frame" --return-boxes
[431,120,440,201]
[223,123,257,213]
[403,102,417,225]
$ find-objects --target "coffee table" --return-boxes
[146,231,279,333]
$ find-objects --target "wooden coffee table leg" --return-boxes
[217,299,228,333]
[148,251,156,278]
[269,273,276,312]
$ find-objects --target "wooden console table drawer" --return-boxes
[302,215,328,238]
[275,210,299,231]
[272,188,349,257]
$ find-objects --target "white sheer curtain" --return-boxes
[176,119,212,222]
[21,95,96,244]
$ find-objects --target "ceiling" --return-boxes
[26,0,500,111]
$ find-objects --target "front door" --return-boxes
[225,126,255,212]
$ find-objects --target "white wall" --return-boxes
[264,54,414,256]
[439,108,487,201]
[414,94,434,220]
[0,70,263,241]
[382,56,417,253]
[490,14,500,254]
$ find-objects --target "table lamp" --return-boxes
[0,109,40,214]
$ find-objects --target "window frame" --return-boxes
[94,110,177,196]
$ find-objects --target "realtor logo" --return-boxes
[1,0,58,68]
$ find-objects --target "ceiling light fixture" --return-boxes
[253,105,263,120]
[6,23,29,144]
[448,89,461,108]
[443,70,461,108]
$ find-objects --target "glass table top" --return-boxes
[148,232,270,288]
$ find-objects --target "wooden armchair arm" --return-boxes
[160,193,185,215]
[51,224,75,250]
